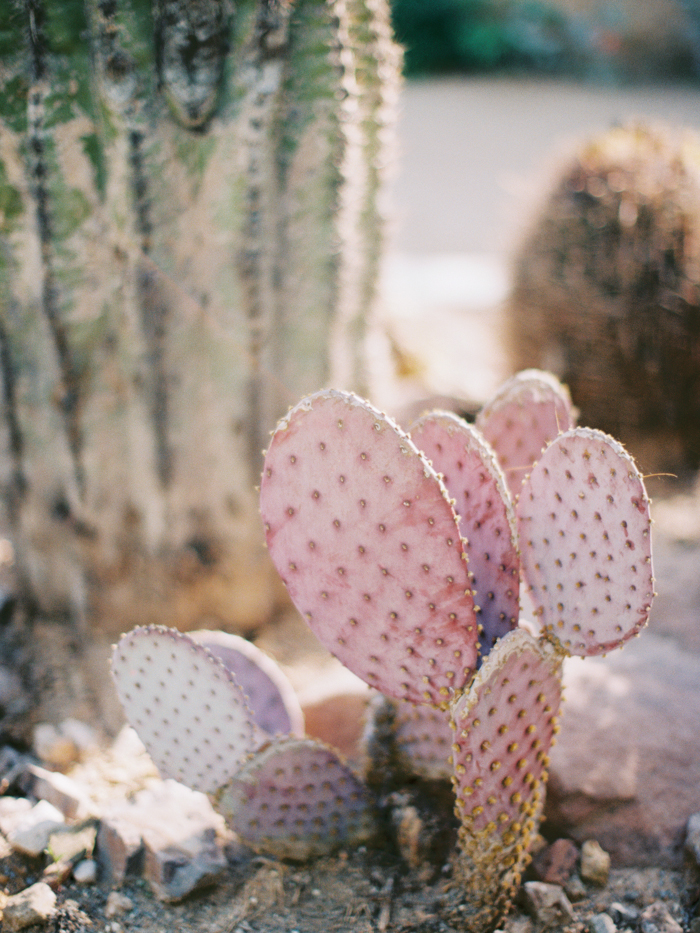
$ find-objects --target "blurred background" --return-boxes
[378,0,700,416]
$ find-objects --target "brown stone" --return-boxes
[531,838,579,886]
[546,633,700,867]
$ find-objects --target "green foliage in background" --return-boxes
[389,0,580,75]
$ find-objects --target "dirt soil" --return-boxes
[41,856,700,933]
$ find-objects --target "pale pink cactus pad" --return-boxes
[260,390,479,706]
[517,427,654,655]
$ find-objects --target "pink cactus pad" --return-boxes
[517,427,654,656]
[450,628,563,915]
[476,370,575,498]
[189,630,305,737]
[260,390,479,706]
[392,698,455,781]
[217,737,374,860]
[112,626,257,794]
[410,412,520,656]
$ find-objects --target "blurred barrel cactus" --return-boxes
[0,0,399,654]
[506,122,700,468]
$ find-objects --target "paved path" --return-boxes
[389,76,700,255]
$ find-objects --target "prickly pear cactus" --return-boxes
[112,625,374,858]
[518,427,654,655]
[475,369,575,498]
[0,0,400,659]
[260,379,654,927]
[364,692,455,784]
[450,629,563,928]
[189,629,305,738]
[112,625,258,793]
[409,411,520,656]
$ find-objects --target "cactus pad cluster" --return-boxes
[112,626,373,858]
[113,369,653,930]
[259,373,652,926]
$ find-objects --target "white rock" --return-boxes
[521,882,574,926]
[686,812,700,865]
[73,859,98,883]
[639,902,684,933]
[0,797,32,836]
[6,799,65,857]
[104,891,134,918]
[580,839,611,886]
[2,882,57,931]
[590,913,617,933]
[32,723,80,771]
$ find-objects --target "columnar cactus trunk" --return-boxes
[0,0,399,669]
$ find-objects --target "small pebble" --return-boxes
[589,912,617,933]
[7,799,65,858]
[565,874,587,901]
[105,891,134,918]
[609,902,639,926]
[686,812,700,867]
[73,859,98,883]
[521,881,574,925]
[639,902,683,933]
[580,839,610,886]
[531,838,578,885]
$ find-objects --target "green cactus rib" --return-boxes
[0,0,399,632]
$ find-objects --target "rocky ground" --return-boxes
[0,708,698,933]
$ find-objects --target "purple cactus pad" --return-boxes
[476,369,575,498]
[450,628,563,922]
[410,411,520,656]
[189,630,305,737]
[217,737,374,860]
